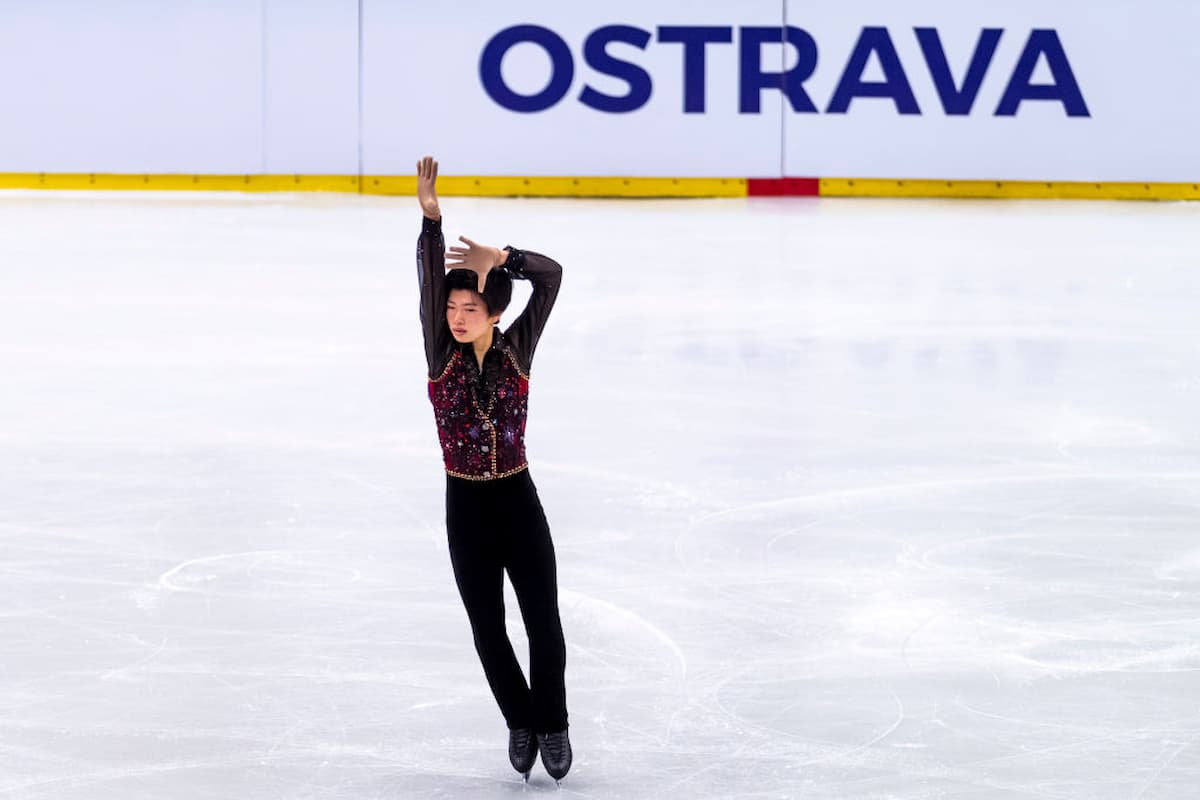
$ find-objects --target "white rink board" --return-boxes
[360,0,786,177]
[782,0,1200,182]
[0,0,264,173]
[263,0,359,174]
[0,1,1198,181]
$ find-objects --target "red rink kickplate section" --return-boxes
[747,178,820,196]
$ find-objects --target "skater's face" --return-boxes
[447,289,500,344]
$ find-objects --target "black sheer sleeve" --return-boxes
[502,246,563,375]
[417,216,452,379]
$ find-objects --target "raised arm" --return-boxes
[416,156,451,378]
[502,247,563,375]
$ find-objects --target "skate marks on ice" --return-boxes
[560,589,688,684]
[158,550,364,595]
[693,469,1200,526]
[545,463,1200,794]
[663,469,1200,796]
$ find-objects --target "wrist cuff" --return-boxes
[501,246,526,275]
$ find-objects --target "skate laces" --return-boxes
[510,728,537,771]
[542,730,569,759]
[510,727,535,754]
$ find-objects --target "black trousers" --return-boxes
[445,468,568,733]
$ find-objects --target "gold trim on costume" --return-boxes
[429,350,459,384]
[504,348,530,380]
[445,463,529,481]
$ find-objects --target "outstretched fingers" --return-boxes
[417,155,438,180]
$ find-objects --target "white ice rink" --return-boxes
[1,190,1199,799]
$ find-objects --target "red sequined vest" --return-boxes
[428,347,530,480]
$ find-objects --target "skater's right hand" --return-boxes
[446,236,505,293]
[417,156,441,220]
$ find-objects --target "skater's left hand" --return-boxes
[416,156,441,220]
[447,236,508,292]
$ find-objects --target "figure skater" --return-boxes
[414,156,571,782]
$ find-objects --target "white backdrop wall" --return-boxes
[264,0,358,174]
[0,0,263,173]
[0,1,1196,182]
[782,0,1200,182]
[361,0,786,177]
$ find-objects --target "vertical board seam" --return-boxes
[260,0,269,173]
[779,0,787,179]
[356,0,365,192]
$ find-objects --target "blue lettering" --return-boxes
[827,27,919,114]
[996,29,1090,117]
[657,26,734,113]
[479,25,574,113]
[579,25,653,113]
[916,27,1003,115]
[477,23,1090,119]
[739,26,818,114]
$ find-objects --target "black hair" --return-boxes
[445,267,512,316]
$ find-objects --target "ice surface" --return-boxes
[1,190,1199,798]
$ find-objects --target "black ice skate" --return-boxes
[537,729,572,783]
[508,727,538,781]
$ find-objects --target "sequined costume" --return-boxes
[428,345,530,480]
[416,215,569,735]
[418,216,561,481]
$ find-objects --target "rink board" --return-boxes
[2,173,1199,200]
[1,2,1200,186]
